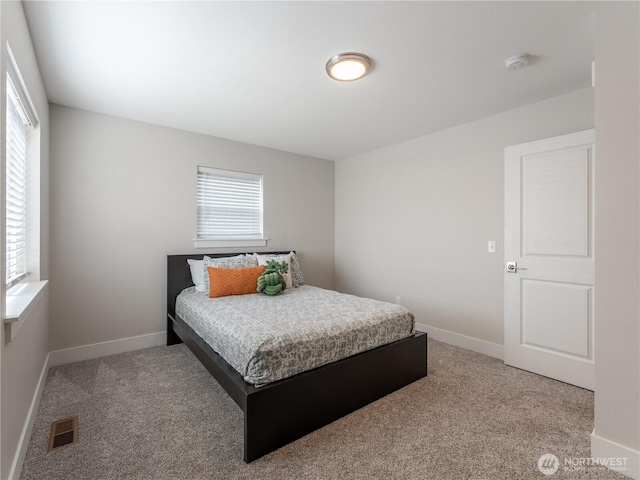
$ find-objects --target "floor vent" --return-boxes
[48,416,78,452]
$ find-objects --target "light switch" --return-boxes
[488,241,496,253]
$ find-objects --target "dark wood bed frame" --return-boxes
[166,252,427,462]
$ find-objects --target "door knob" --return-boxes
[506,261,527,273]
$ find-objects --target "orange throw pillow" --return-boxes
[207,265,265,298]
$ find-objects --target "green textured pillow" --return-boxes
[257,260,289,296]
[255,254,293,289]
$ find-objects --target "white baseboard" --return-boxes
[48,331,166,367]
[8,352,51,480]
[592,430,640,480]
[416,322,504,360]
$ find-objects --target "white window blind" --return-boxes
[197,166,263,240]
[6,60,37,288]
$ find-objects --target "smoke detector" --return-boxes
[505,54,530,71]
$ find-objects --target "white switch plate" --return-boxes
[488,241,496,253]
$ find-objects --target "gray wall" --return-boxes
[49,105,334,351]
[335,87,594,351]
[1,2,50,478]
[593,0,640,466]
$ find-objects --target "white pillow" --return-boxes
[187,259,205,293]
[255,253,293,289]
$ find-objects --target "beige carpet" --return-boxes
[20,339,626,480]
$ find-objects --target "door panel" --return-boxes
[505,129,595,390]
[522,147,591,257]
[522,280,591,357]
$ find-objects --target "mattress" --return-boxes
[175,285,415,386]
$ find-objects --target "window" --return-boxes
[196,166,265,247]
[6,58,37,289]
[3,46,45,339]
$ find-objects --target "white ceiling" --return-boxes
[23,1,595,161]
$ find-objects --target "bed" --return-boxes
[166,252,427,462]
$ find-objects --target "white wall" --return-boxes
[0,1,50,479]
[49,105,334,351]
[592,2,640,478]
[335,87,594,353]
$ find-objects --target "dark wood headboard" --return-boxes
[166,251,293,317]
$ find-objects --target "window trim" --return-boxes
[6,50,39,127]
[193,238,269,249]
[3,280,48,342]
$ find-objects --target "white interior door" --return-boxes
[504,129,595,390]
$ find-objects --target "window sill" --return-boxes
[4,280,48,343]
[193,238,269,249]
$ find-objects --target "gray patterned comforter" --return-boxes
[175,285,415,386]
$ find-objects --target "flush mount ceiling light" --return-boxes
[505,53,530,71]
[326,52,372,82]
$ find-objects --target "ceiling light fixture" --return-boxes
[505,54,530,71]
[326,52,372,82]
